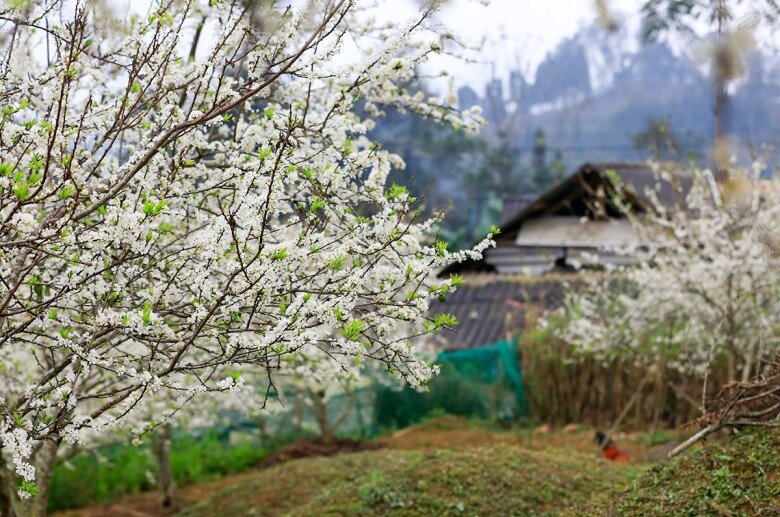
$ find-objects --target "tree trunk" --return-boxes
[727,351,736,384]
[32,440,59,516]
[8,439,61,517]
[315,400,332,443]
[151,424,175,508]
[0,454,18,517]
[295,390,304,435]
[711,0,730,181]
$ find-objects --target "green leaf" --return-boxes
[328,256,345,270]
[434,239,448,257]
[141,300,152,325]
[18,481,38,497]
[433,313,458,329]
[158,222,174,234]
[58,185,75,200]
[309,198,326,213]
[143,199,168,216]
[12,180,29,200]
[340,319,365,341]
[386,183,408,200]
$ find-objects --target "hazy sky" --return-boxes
[373,0,643,93]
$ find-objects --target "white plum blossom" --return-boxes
[556,165,780,385]
[0,0,489,510]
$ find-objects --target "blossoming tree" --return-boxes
[557,166,780,409]
[0,0,489,513]
[280,347,369,443]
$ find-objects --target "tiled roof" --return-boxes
[429,276,565,350]
[500,194,537,226]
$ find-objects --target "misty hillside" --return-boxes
[371,23,780,248]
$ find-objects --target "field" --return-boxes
[48,417,780,516]
[55,417,653,516]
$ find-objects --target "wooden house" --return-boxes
[432,162,688,350]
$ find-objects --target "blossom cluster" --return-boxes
[555,164,780,380]
[0,0,489,495]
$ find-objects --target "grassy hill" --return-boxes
[57,417,648,516]
[64,418,780,516]
[179,444,639,516]
[597,429,780,516]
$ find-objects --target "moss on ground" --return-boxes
[597,429,780,516]
[178,444,640,516]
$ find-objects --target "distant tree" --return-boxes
[548,150,568,182]
[532,129,549,179]
[530,129,566,191]
[633,118,702,162]
[641,0,780,173]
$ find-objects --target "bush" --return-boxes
[48,431,268,512]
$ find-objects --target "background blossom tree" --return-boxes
[556,165,780,407]
[0,0,489,513]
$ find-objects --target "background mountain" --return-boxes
[370,24,780,249]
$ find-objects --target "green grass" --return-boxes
[598,428,780,516]
[48,432,269,512]
[178,444,641,516]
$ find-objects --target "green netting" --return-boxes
[439,339,528,416]
[214,340,528,439]
[374,339,528,430]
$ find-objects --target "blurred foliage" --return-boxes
[48,431,269,512]
[371,104,566,250]
[641,0,780,42]
[374,342,526,429]
[633,117,702,162]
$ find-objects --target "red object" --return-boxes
[602,444,630,462]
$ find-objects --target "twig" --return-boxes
[668,422,722,458]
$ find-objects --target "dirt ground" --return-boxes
[380,415,669,462]
[54,416,670,517]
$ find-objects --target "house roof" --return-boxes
[500,194,538,226]
[429,275,567,350]
[440,162,690,276]
[499,162,687,240]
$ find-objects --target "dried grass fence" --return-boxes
[519,307,731,430]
